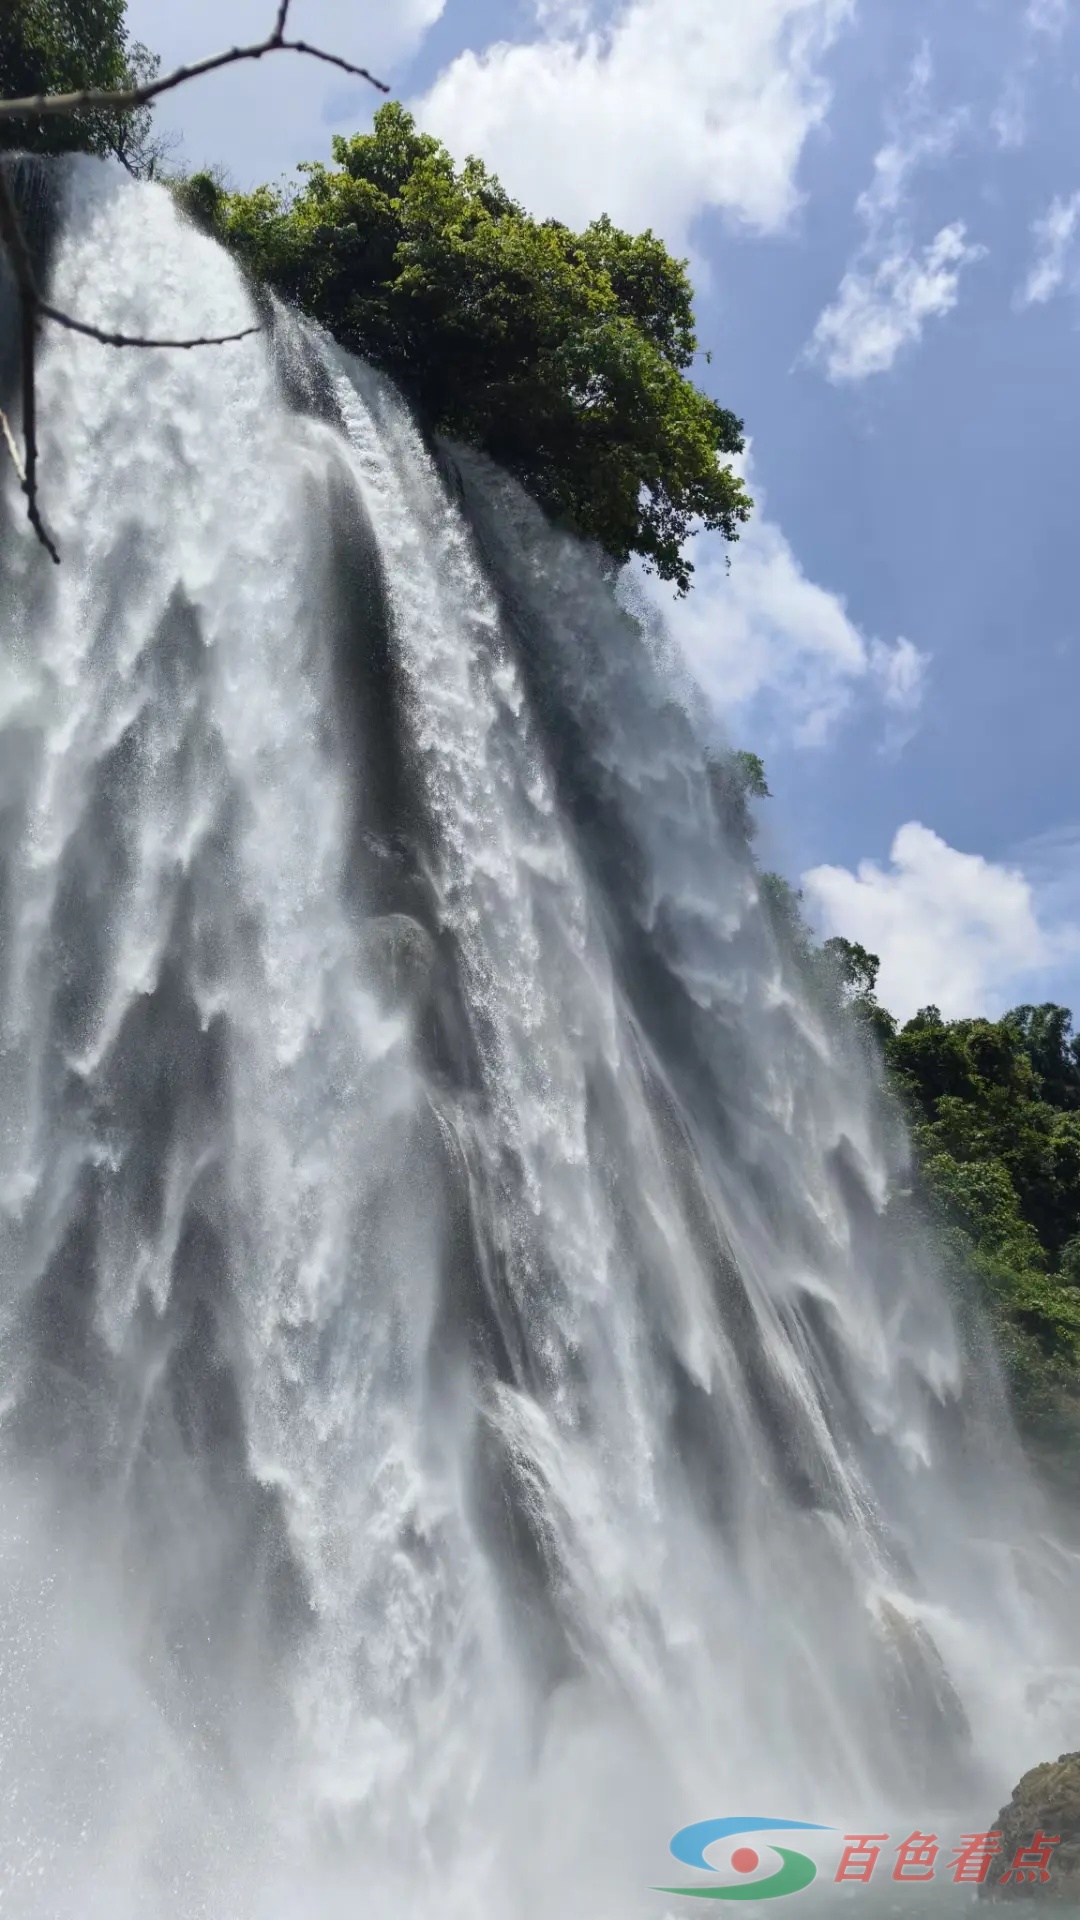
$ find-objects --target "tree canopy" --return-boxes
[890,1006,1080,1473]
[196,103,751,592]
[0,0,165,174]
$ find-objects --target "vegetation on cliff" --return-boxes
[5,5,751,588]
[719,751,1080,1480]
[0,0,164,174]
[184,103,751,592]
[6,2,1078,1480]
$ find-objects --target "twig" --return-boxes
[0,165,59,561]
[1,165,261,556]
[0,4,386,560]
[0,26,388,126]
[0,406,26,483]
[41,304,261,351]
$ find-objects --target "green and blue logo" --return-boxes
[658,1817,835,1901]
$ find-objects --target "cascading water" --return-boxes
[1,158,1078,1919]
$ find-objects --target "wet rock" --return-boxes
[875,1595,971,1756]
[359,912,436,1015]
[981,1752,1080,1901]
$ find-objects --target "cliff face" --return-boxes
[984,1753,1080,1901]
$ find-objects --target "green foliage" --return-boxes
[212,103,751,591]
[0,0,164,174]
[877,1009,1080,1461]
[918,1152,1047,1274]
[1062,1236,1080,1286]
[890,1014,1080,1259]
[707,749,770,844]
[733,750,770,800]
[760,872,815,964]
[814,936,899,1048]
[1003,1002,1080,1111]
[172,168,228,231]
[106,38,171,180]
[860,999,1080,1458]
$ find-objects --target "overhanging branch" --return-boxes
[0,164,59,561]
[0,3,385,559]
[41,304,261,351]
[0,18,388,127]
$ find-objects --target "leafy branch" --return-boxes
[0,0,387,560]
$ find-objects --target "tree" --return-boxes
[0,0,146,165]
[707,748,770,845]
[759,872,816,966]
[213,104,752,592]
[1003,1003,1080,1111]
[816,936,897,1047]
[107,40,178,180]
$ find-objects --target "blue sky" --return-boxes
[127,0,1080,1023]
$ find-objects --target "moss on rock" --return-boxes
[982,1752,1080,1901]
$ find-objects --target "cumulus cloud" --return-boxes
[1019,190,1080,306]
[802,823,1080,1021]
[415,0,855,248]
[655,449,928,749]
[122,0,444,183]
[805,50,983,383]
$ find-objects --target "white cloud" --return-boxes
[805,51,983,383]
[656,448,928,749]
[1019,190,1080,306]
[991,75,1027,152]
[415,0,856,248]
[853,47,965,223]
[869,635,928,714]
[802,823,1080,1021]
[809,223,985,383]
[1025,0,1070,35]
[991,0,1072,148]
[122,0,444,184]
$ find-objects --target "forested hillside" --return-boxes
[886,998,1079,1474]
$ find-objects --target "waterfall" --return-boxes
[1,157,1077,1919]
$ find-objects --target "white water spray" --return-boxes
[0,160,1077,1919]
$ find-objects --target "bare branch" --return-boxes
[40,304,261,351]
[0,29,388,126]
[0,407,26,483]
[277,40,390,88]
[1,163,257,558]
[0,4,386,560]
[0,165,60,562]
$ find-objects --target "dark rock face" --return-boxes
[982,1753,1080,1901]
[874,1597,972,1794]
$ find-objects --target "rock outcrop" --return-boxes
[982,1752,1080,1901]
